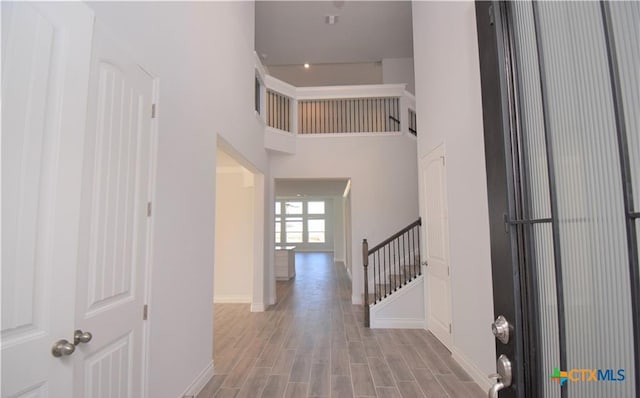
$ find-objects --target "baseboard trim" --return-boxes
[371,318,426,329]
[450,347,493,392]
[213,295,251,304]
[251,302,266,312]
[180,360,214,398]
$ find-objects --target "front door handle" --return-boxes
[488,381,505,398]
[488,354,512,398]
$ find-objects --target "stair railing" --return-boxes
[362,218,422,327]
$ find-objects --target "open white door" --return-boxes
[420,144,453,348]
[73,25,155,398]
[1,3,94,397]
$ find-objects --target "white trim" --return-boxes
[251,302,266,312]
[254,51,267,81]
[404,89,416,109]
[352,294,362,305]
[450,347,493,392]
[266,126,295,137]
[296,84,406,100]
[142,72,161,398]
[179,361,214,398]
[371,318,426,329]
[213,295,251,304]
[264,74,297,98]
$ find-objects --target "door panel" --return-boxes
[74,25,154,398]
[84,333,133,398]
[420,145,452,347]
[2,0,56,337]
[1,3,94,397]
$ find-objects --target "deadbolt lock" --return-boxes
[491,315,510,344]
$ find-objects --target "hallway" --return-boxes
[199,253,484,398]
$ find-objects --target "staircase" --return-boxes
[362,218,425,328]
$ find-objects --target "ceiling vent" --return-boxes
[325,15,339,25]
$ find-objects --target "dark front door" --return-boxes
[476,1,639,397]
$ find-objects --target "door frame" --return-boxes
[141,76,159,398]
[475,2,530,397]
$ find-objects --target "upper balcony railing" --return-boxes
[255,54,417,138]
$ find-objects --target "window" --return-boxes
[307,201,325,214]
[275,199,327,245]
[307,219,325,243]
[285,201,302,214]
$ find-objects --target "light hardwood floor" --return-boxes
[199,253,485,398]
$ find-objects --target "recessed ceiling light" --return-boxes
[325,15,339,25]
[304,63,310,69]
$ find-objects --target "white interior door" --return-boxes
[1,3,94,397]
[73,24,155,398]
[420,145,453,348]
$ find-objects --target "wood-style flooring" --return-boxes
[198,253,485,398]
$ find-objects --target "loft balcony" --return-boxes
[255,55,417,154]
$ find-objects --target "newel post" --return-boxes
[362,238,370,327]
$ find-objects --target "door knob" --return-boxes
[52,339,75,357]
[487,354,512,398]
[74,329,93,345]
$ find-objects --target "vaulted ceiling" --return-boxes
[255,1,414,66]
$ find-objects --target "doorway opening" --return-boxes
[213,141,265,311]
[273,178,352,302]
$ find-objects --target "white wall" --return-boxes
[86,3,268,397]
[412,0,496,388]
[382,57,415,94]
[214,169,254,303]
[270,134,419,304]
[268,62,382,87]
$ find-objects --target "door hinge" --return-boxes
[441,155,445,166]
[447,266,450,276]
[449,323,452,333]
[143,304,148,320]
[147,202,152,217]
[151,103,157,119]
